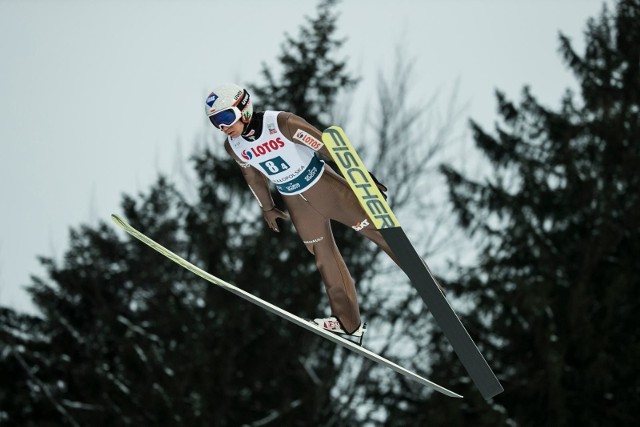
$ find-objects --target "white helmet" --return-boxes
[205,83,253,128]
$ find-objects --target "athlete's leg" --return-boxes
[302,169,446,294]
[303,169,401,265]
[283,194,362,333]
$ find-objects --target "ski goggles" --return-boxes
[209,107,242,129]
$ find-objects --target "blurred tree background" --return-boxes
[372,0,639,426]
[1,0,638,426]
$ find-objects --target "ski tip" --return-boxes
[111,214,127,229]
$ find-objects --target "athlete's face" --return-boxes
[220,120,244,139]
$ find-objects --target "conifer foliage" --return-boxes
[0,1,364,425]
[420,1,639,425]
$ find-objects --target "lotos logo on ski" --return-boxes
[241,137,285,161]
[294,129,323,150]
[206,92,218,108]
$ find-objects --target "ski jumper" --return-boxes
[224,111,400,334]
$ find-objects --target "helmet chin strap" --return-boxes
[239,111,262,141]
[241,119,256,140]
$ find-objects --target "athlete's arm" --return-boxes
[277,112,334,162]
[224,140,276,210]
[224,140,289,231]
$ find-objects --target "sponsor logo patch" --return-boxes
[206,92,218,108]
[268,123,277,135]
[294,129,323,150]
[241,138,285,160]
[303,236,324,244]
[352,218,370,231]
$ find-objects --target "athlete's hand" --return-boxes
[262,207,289,232]
[369,172,388,201]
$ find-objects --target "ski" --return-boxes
[111,214,462,398]
[322,126,504,400]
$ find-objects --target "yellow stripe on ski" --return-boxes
[110,214,462,398]
[321,126,400,229]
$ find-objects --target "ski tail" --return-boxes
[321,126,504,400]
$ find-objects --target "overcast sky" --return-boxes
[0,0,612,313]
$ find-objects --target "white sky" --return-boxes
[0,0,611,313]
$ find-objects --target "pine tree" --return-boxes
[250,0,358,128]
[0,1,361,425]
[388,0,639,425]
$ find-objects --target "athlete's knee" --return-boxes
[308,239,338,270]
[302,236,325,255]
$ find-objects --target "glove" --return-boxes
[262,206,289,232]
[369,172,388,201]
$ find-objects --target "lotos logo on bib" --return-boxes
[241,138,285,161]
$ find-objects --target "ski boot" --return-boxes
[312,316,367,346]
